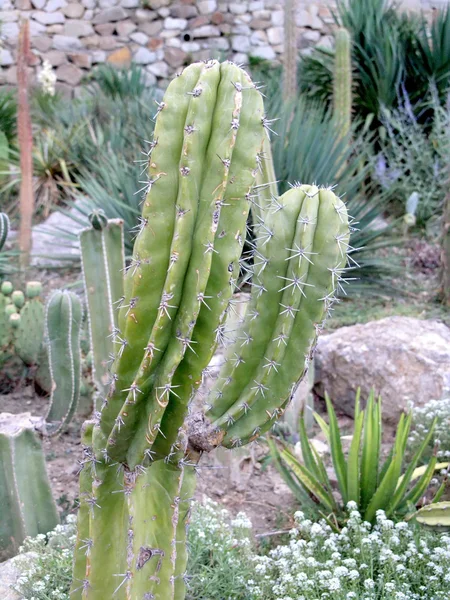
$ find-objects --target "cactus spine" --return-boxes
[0,412,59,560]
[46,290,83,435]
[71,60,350,600]
[333,27,352,140]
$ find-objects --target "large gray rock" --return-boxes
[0,555,22,600]
[314,317,450,424]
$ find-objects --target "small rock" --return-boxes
[148,37,163,50]
[206,36,229,49]
[106,46,131,66]
[129,31,149,45]
[164,17,187,30]
[191,24,220,38]
[46,23,64,33]
[98,35,119,50]
[29,20,47,35]
[249,0,264,9]
[5,66,17,85]
[164,46,187,68]
[267,26,283,45]
[31,0,46,8]
[16,0,32,8]
[197,0,217,14]
[63,2,84,17]
[68,51,91,67]
[250,45,275,60]
[32,35,53,52]
[158,7,170,17]
[52,34,83,50]
[92,6,127,24]
[1,10,19,22]
[115,19,137,36]
[64,19,94,36]
[46,0,67,11]
[140,20,163,36]
[189,15,209,29]
[170,4,197,18]
[135,8,158,22]
[81,0,95,6]
[0,50,14,67]
[250,30,267,45]
[42,49,67,66]
[133,46,157,64]
[56,62,84,85]
[121,0,140,6]
[229,2,248,14]
[250,18,271,29]
[302,30,321,43]
[271,9,283,26]
[91,49,106,62]
[82,35,100,47]
[231,34,250,52]
[1,22,19,40]
[32,10,65,24]
[94,22,115,35]
[210,11,224,24]
[147,60,168,78]
[145,0,170,8]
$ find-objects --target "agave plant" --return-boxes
[269,389,448,527]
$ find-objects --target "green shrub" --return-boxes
[408,396,450,464]
[269,390,447,526]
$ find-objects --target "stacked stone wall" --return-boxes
[0,0,447,96]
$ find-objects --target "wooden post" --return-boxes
[17,19,34,269]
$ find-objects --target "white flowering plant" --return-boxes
[13,501,450,600]
[269,389,448,527]
[249,504,450,600]
[408,397,450,463]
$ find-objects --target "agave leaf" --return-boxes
[325,393,348,504]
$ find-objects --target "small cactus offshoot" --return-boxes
[71,60,351,600]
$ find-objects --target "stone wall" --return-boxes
[0,0,338,96]
[0,0,448,97]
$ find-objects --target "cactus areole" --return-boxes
[72,60,350,599]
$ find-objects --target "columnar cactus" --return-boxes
[80,210,125,403]
[45,290,83,435]
[71,60,350,600]
[14,290,45,366]
[333,27,352,140]
[0,412,59,560]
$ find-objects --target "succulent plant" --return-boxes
[14,293,45,366]
[70,60,350,600]
[45,290,83,435]
[0,412,59,560]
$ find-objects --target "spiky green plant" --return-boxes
[0,412,59,560]
[70,60,350,600]
[333,27,352,141]
[45,290,83,435]
[269,390,449,527]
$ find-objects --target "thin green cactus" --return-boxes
[0,212,10,252]
[45,290,83,435]
[333,27,352,140]
[80,211,125,404]
[70,60,350,600]
[0,412,59,560]
[14,294,45,366]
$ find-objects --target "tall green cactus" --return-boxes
[0,412,59,560]
[14,292,45,366]
[333,27,352,140]
[80,211,125,404]
[71,60,350,600]
[46,290,83,435]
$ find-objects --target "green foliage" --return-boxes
[375,91,450,225]
[13,503,450,600]
[407,397,450,464]
[0,89,17,144]
[299,0,450,128]
[269,390,447,525]
[86,63,150,100]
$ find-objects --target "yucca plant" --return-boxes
[269,389,448,527]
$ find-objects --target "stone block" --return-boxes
[147,60,168,77]
[64,19,95,36]
[267,26,282,45]
[250,18,271,29]
[56,62,84,84]
[211,11,224,24]
[98,35,119,49]
[29,20,47,35]
[92,6,128,24]
[140,20,163,35]
[1,11,19,22]
[120,0,140,6]
[42,49,67,65]
[164,17,188,29]
[198,0,217,14]
[0,50,14,67]
[130,31,149,44]
[271,9,283,26]
[68,51,91,67]
[191,24,220,37]
[32,11,65,24]
[250,30,267,45]
[133,46,157,64]
[189,15,209,28]
[16,0,32,9]
[82,35,100,47]
[250,44,275,60]
[164,46,187,67]
[148,37,163,49]
[91,49,107,62]
[32,36,53,52]
[31,0,46,8]
[46,0,67,11]
[116,19,137,35]
[170,4,197,18]
[63,3,85,17]
[229,2,248,14]
[52,34,83,49]
[1,22,19,40]
[231,34,250,52]
[134,8,158,22]
[94,22,116,34]
[107,46,131,66]
[46,24,64,33]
